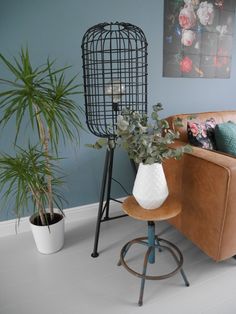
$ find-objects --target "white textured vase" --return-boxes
[132,163,169,209]
[30,213,65,254]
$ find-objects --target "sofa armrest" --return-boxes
[164,141,236,261]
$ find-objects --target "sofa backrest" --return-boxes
[166,110,236,143]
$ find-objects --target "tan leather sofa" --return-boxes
[163,111,236,261]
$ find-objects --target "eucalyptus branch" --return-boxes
[87,103,192,165]
[115,103,191,164]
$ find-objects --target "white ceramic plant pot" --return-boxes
[132,163,169,209]
[30,212,65,254]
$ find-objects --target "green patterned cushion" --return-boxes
[215,122,236,156]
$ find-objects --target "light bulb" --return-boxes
[105,80,125,103]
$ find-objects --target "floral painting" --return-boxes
[163,0,236,78]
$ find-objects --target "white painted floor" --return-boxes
[1,211,236,314]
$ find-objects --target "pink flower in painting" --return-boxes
[197,1,214,26]
[213,56,228,68]
[179,5,196,29]
[181,30,196,46]
[180,56,193,73]
[213,48,229,68]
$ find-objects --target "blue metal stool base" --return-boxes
[118,221,189,306]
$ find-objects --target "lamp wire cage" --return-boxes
[81,22,148,258]
[82,22,148,138]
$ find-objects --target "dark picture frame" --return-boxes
[163,0,236,78]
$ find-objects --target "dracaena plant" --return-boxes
[89,103,191,164]
[0,48,83,225]
[0,145,64,225]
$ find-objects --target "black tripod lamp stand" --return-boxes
[81,22,148,257]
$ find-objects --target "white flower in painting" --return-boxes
[194,41,200,49]
[216,25,228,36]
[184,0,200,8]
[181,29,196,46]
[197,1,214,26]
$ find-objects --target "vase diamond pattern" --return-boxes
[132,163,169,210]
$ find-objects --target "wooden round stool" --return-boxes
[118,195,189,306]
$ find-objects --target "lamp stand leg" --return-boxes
[91,143,132,258]
[91,148,110,258]
[130,159,137,175]
[104,146,114,220]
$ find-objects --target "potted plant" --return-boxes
[0,48,83,253]
[89,103,191,209]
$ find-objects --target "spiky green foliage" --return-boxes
[0,145,65,224]
[0,48,83,225]
[0,47,83,150]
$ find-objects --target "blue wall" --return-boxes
[0,0,236,221]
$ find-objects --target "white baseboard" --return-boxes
[0,197,125,238]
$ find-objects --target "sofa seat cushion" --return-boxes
[215,122,236,156]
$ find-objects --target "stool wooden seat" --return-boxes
[118,195,189,306]
[122,195,181,221]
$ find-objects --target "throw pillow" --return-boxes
[215,122,236,156]
[187,118,216,150]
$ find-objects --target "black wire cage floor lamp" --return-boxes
[81,22,148,257]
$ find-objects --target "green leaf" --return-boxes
[105,104,188,164]
[86,138,107,149]
[0,48,84,150]
[153,103,163,112]
[173,117,184,127]
[0,47,84,223]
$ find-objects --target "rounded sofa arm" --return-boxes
[164,141,236,261]
[188,145,236,169]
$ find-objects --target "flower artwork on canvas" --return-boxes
[163,0,236,78]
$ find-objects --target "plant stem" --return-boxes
[31,188,47,226]
[39,209,47,226]
[44,129,54,219]
[34,104,54,219]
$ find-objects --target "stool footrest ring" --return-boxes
[119,237,185,281]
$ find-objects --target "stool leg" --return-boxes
[138,247,152,306]
[170,249,190,287]
[155,236,162,252]
[117,242,132,266]
[180,268,190,287]
[148,221,155,264]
